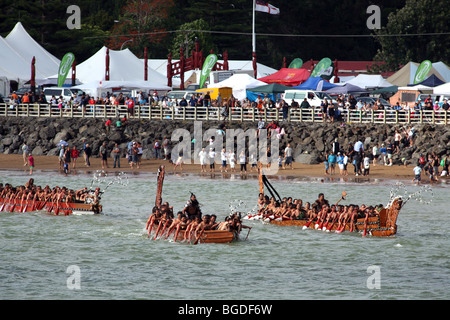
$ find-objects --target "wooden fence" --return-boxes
[0,103,448,125]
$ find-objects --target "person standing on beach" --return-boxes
[208,148,216,173]
[413,162,422,185]
[324,152,329,175]
[283,144,293,170]
[22,143,29,167]
[239,151,247,175]
[328,152,337,175]
[64,147,71,174]
[113,143,121,168]
[199,148,207,173]
[162,136,170,160]
[220,148,228,172]
[84,143,92,167]
[28,153,34,175]
[99,142,108,169]
[82,139,87,165]
[228,149,236,172]
[71,146,79,169]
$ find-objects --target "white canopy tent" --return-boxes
[433,82,450,95]
[0,36,30,80]
[5,22,60,79]
[72,80,171,98]
[207,73,267,100]
[397,84,433,91]
[48,46,168,87]
[345,74,393,89]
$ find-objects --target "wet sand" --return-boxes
[0,153,427,184]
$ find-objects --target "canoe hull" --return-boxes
[269,216,397,237]
[0,198,102,215]
[175,230,238,243]
[266,198,403,237]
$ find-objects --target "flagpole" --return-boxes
[252,0,256,54]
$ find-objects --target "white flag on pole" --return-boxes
[255,0,280,15]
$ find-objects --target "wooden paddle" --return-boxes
[244,226,252,240]
[153,220,164,240]
[362,211,370,237]
[193,228,205,245]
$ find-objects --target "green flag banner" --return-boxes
[57,52,75,87]
[199,54,218,88]
[310,57,334,80]
[413,60,432,84]
[288,58,303,69]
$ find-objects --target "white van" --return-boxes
[416,93,450,107]
[282,89,334,107]
[43,87,75,104]
[166,90,197,101]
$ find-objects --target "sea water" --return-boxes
[0,169,448,300]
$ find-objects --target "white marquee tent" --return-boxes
[5,22,60,79]
[207,73,267,100]
[0,22,61,95]
[433,82,450,95]
[51,46,168,85]
[72,80,171,98]
[345,74,393,89]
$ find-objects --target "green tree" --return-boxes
[170,19,217,59]
[107,0,175,57]
[373,0,450,71]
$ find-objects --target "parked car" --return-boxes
[43,87,75,104]
[282,89,336,107]
[416,93,450,107]
[354,96,392,109]
[166,90,197,102]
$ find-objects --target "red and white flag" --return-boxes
[255,0,280,15]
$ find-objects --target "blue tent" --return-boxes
[292,77,339,90]
[408,74,445,87]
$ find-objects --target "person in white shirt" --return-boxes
[220,148,228,172]
[198,148,207,173]
[363,155,370,176]
[228,149,236,172]
[239,151,247,175]
[413,164,422,185]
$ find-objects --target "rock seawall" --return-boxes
[0,117,448,164]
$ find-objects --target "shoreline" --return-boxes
[0,154,447,186]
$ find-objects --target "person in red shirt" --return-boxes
[71,146,80,169]
[126,97,134,117]
[28,153,34,175]
[105,119,112,133]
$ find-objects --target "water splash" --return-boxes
[389,182,433,206]
[89,170,129,193]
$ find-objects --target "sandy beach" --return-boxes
[0,153,433,184]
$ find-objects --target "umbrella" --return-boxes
[57,140,68,147]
